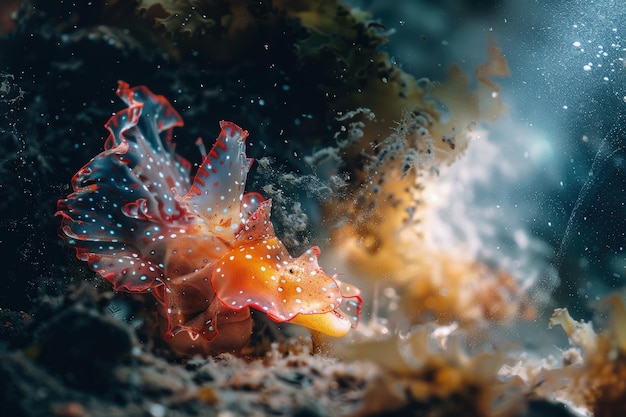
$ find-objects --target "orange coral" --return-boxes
[320,39,528,327]
[329,37,510,274]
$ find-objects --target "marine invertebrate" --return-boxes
[496,294,626,416]
[56,81,361,355]
[536,295,626,416]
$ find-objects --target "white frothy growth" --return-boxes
[422,120,558,313]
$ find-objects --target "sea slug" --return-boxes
[56,81,361,355]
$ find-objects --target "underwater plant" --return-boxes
[56,81,362,355]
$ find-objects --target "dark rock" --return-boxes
[34,304,135,391]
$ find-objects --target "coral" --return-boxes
[533,295,626,417]
[312,39,527,328]
[326,37,509,268]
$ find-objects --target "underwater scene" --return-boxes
[1,0,625,416]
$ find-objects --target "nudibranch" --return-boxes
[56,81,361,355]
